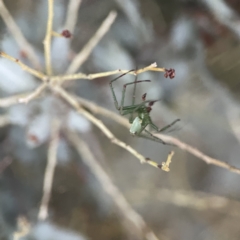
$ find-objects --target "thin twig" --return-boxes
[0,51,47,80]
[64,0,82,33]
[0,0,42,70]
[18,83,47,104]
[156,133,240,174]
[128,188,240,218]
[43,0,54,76]
[67,131,160,240]
[13,216,30,240]
[38,119,60,220]
[53,62,165,82]
[53,86,168,170]
[66,11,117,74]
[0,92,33,108]
[75,95,240,175]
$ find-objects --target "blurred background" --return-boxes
[1,0,240,239]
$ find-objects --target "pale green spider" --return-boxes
[109,69,180,145]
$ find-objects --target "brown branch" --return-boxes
[67,131,160,240]
[75,95,240,175]
[0,0,42,70]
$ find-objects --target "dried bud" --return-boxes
[146,106,152,112]
[61,30,72,38]
[142,93,147,101]
[164,68,175,79]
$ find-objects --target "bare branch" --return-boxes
[129,188,240,218]
[53,86,167,170]
[0,93,31,108]
[66,11,117,74]
[53,62,165,82]
[0,0,42,70]
[38,119,60,220]
[67,131,160,240]
[18,83,47,104]
[0,52,47,80]
[13,216,30,240]
[43,0,54,76]
[64,0,82,33]
[75,95,240,175]
[156,133,240,174]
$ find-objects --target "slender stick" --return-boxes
[0,0,42,70]
[43,0,54,76]
[52,63,165,82]
[75,95,240,175]
[67,131,160,240]
[129,188,240,217]
[66,11,117,74]
[0,52,47,80]
[18,83,47,104]
[64,0,82,33]
[38,119,60,220]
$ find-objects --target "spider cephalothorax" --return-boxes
[109,69,180,144]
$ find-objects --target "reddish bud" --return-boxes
[149,100,158,106]
[19,50,28,59]
[146,107,152,112]
[27,134,39,144]
[164,68,175,79]
[61,29,72,38]
[142,93,147,101]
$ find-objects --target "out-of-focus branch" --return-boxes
[128,188,240,218]
[64,0,82,33]
[66,11,117,74]
[43,0,54,76]
[0,114,10,127]
[75,95,240,175]
[0,0,41,70]
[13,216,30,240]
[38,119,60,220]
[18,83,47,104]
[0,83,46,108]
[67,131,160,240]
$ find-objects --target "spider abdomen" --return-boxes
[130,117,142,135]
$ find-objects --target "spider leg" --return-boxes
[130,74,138,123]
[109,69,134,111]
[137,129,167,144]
[121,80,151,114]
[150,119,180,133]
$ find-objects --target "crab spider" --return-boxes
[109,69,180,144]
